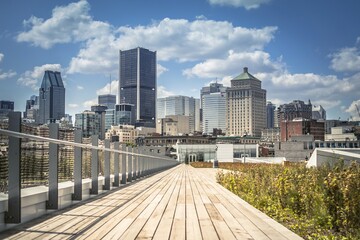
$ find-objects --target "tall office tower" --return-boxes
[38,71,65,124]
[105,104,135,131]
[226,67,266,137]
[157,95,200,133]
[200,83,227,129]
[266,101,276,128]
[91,105,107,139]
[98,94,116,110]
[119,47,156,127]
[24,95,39,121]
[202,92,226,135]
[0,100,14,119]
[277,100,312,123]
[75,111,101,138]
[312,105,326,120]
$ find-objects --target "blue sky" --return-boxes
[1,0,360,121]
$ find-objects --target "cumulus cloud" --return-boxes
[208,0,270,9]
[183,50,283,78]
[0,70,17,80]
[346,100,360,121]
[157,85,176,98]
[77,85,84,90]
[17,64,62,90]
[157,64,168,77]
[0,53,17,80]
[17,1,111,49]
[96,80,118,96]
[330,46,360,72]
[83,98,97,108]
[68,103,79,108]
[69,17,276,73]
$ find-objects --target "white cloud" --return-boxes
[83,98,97,108]
[346,100,360,121]
[17,64,62,90]
[208,0,270,9]
[157,85,176,98]
[68,103,79,108]
[77,85,84,90]
[157,64,168,77]
[330,47,360,72]
[17,0,111,49]
[0,53,17,80]
[183,50,283,78]
[69,17,277,74]
[96,80,118,96]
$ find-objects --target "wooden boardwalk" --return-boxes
[0,165,303,239]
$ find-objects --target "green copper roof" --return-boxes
[232,67,259,81]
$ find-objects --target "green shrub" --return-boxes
[216,161,360,239]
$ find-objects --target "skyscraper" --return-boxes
[266,101,276,129]
[157,95,200,133]
[0,100,14,119]
[38,71,65,124]
[98,94,116,110]
[203,92,227,135]
[226,67,266,137]
[119,47,156,127]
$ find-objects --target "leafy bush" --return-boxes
[216,161,360,239]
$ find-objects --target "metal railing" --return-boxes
[0,112,179,224]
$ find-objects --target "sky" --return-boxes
[1,0,360,121]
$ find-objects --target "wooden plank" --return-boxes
[152,166,184,240]
[136,171,181,239]
[188,167,219,240]
[185,171,202,240]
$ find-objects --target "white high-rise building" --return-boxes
[226,67,266,137]
[203,92,227,135]
[157,95,200,133]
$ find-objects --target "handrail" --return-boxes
[0,128,176,162]
[0,112,179,225]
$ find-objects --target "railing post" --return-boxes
[90,135,98,195]
[121,144,126,184]
[133,147,138,180]
[5,112,21,223]
[127,146,132,182]
[46,123,59,209]
[113,142,120,187]
[72,130,82,201]
[104,139,110,190]
[139,147,143,178]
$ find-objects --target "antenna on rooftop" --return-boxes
[109,74,112,94]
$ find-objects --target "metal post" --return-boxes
[121,144,126,184]
[46,123,59,209]
[139,147,143,178]
[133,147,138,180]
[127,146,132,182]
[5,112,21,223]
[113,142,120,187]
[72,130,82,200]
[104,139,110,190]
[90,135,98,195]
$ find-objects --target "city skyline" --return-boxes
[1,0,360,120]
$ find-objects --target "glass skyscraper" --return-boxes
[119,47,156,127]
[39,71,65,124]
[203,92,227,135]
[98,94,116,110]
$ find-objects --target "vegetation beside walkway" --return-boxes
[191,161,360,239]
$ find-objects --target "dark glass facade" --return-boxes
[119,47,156,127]
[39,71,65,124]
[0,100,14,119]
[98,94,116,110]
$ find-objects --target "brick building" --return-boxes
[280,118,325,141]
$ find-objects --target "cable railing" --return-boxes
[0,112,179,225]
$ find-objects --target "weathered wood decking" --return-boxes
[0,165,303,239]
